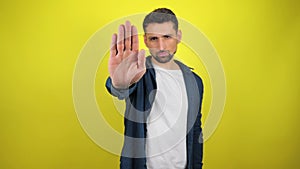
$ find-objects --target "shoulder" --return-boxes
[192,72,203,84]
[191,72,204,91]
[175,60,204,91]
[175,60,203,84]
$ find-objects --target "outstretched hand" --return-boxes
[108,21,146,89]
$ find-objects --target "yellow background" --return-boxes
[1,0,299,169]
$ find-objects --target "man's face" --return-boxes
[144,21,181,63]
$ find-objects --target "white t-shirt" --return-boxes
[146,63,188,169]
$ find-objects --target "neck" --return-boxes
[151,57,180,70]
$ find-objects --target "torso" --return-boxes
[146,63,188,169]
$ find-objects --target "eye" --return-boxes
[163,35,172,39]
[149,37,158,41]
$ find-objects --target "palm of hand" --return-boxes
[108,21,146,89]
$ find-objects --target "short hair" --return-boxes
[143,8,179,32]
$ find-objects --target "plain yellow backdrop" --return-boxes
[1,0,299,169]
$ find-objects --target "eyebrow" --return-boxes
[146,33,174,37]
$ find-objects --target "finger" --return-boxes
[124,20,131,51]
[137,49,146,69]
[110,33,117,57]
[131,25,139,52]
[117,24,125,53]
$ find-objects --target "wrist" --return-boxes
[111,81,130,90]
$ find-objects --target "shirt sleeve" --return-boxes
[105,77,137,100]
[192,72,204,169]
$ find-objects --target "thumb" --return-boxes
[138,49,146,69]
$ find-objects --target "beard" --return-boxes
[151,50,177,63]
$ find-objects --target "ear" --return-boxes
[177,30,182,43]
[143,34,149,47]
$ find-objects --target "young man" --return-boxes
[106,8,204,169]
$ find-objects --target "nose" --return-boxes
[158,38,166,51]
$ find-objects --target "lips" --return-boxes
[157,51,169,57]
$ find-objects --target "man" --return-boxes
[106,8,204,169]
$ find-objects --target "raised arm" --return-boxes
[108,21,146,89]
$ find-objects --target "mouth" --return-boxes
[157,51,169,57]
